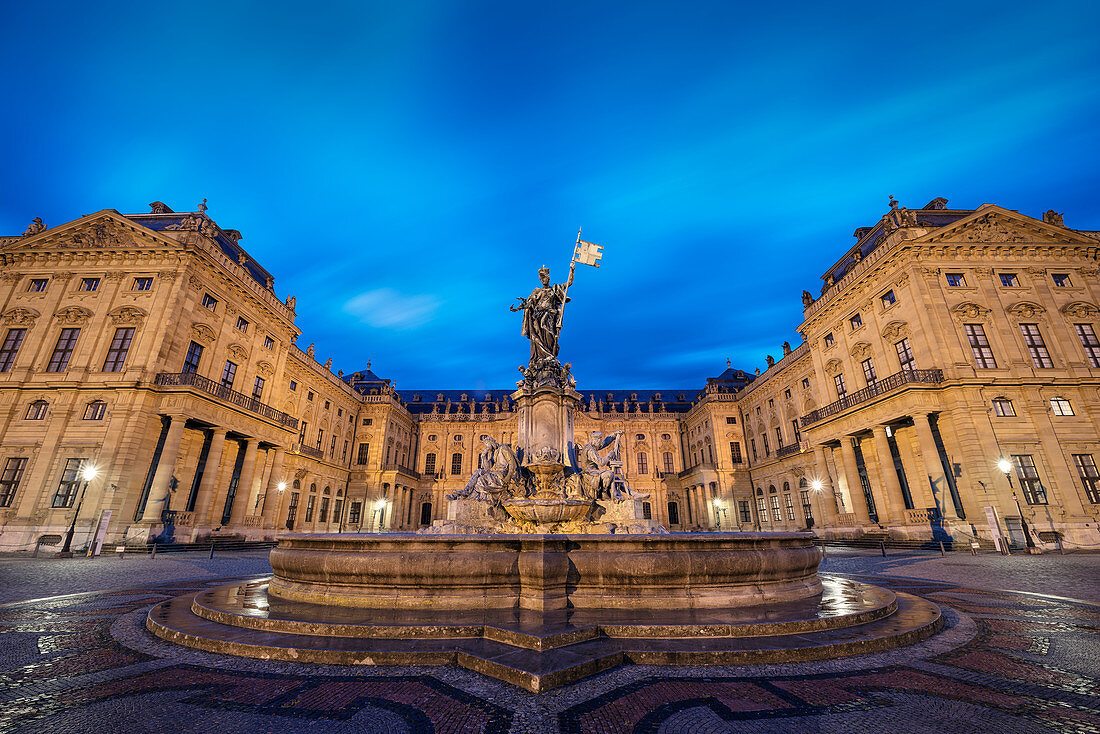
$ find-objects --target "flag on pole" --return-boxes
[573,228,603,267]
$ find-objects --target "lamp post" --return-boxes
[810,479,826,531]
[712,497,727,531]
[59,464,98,556]
[997,458,1037,552]
[370,498,387,533]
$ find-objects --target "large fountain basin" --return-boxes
[268,532,822,612]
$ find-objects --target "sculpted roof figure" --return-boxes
[510,261,575,366]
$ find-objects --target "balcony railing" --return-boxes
[801,368,944,427]
[156,372,299,429]
[382,463,421,480]
[677,461,716,478]
[297,443,323,459]
[775,443,802,458]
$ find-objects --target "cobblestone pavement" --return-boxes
[0,550,1097,733]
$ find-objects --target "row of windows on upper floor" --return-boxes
[944,271,1076,289]
[0,325,135,374]
[21,399,108,422]
[198,292,276,349]
[22,276,154,293]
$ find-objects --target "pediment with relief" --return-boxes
[922,207,1096,246]
[1061,302,1099,321]
[3,210,173,253]
[2,307,39,325]
[1005,301,1046,320]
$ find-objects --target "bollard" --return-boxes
[880,541,887,558]
[939,540,946,557]
[151,543,157,559]
[209,542,215,559]
[822,544,827,558]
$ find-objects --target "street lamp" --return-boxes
[371,498,387,532]
[712,497,727,531]
[59,464,98,555]
[998,457,1037,551]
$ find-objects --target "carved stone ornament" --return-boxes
[227,343,249,362]
[23,217,46,236]
[849,342,872,359]
[69,220,131,249]
[1042,210,1064,226]
[954,214,1026,243]
[1006,302,1046,321]
[54,306,93,324]
[188,275,202,289]
[190,323,217,345]
[2,307,39,326]
[1026,266,1046,276]
[791,465,806,477]
[951,302,991,322]
[920,266,941,278]
[1060,302,1099,321]
[165,215,201,232]
[971,267,993,277]
[1081,267,1099,278]
[108,306,146,325]
[824,358,843,375]
[880,320,909,341]
[257,361,275,377]
[894,272,910,288]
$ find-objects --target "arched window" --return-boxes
[292,479,300,490]
[799,477,808,488]
[26,400,48,420]
[637,453,648,475]
[83,401,106,420]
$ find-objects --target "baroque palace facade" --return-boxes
[0,198,1098,552]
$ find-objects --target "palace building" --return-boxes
[0,198,1097,552]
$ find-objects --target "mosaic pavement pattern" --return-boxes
[0,572,1097,733]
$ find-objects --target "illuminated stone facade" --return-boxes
[0,199,1096,551]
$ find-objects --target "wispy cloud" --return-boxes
[343,289,440,330]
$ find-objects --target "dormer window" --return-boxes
[79,278,100,292]
[946,273,966,287]
[999,272,1018,287]
[824,333,835,347]
[850,313,863,329]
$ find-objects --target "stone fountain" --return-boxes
[147,238,943,691]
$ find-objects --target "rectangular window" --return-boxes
[451,453,463,475]
[26,401,47,420]
[965,324,997,368]
[0,457,28,508]
[102,327,134,372]
[348,500,361,525]
[235,316,249,332]
[289,380,297,391]
[79,277,100,292]
[333,499,343,523]
[307,391,314,402]
[945,273,966,287]
[784,493,795,521]
[802,377,810,389]
[357,443,370,465]
[757,497,768,522]
[861,358,877,383]
[201,293,218,311]
[319,497,330,523]
[304,495,315,522]
[637,453,648,475]
[729,442,742,465]
[315,428,324,449]
[1051,273,1071,287]
[1075,324,1100,368]
[1019,324,1053,368]
[52,458,86,508]
[264,336,275,349]
[221,360,237,388]
[133,277,153,291]
[775,427,783,447]
[896,338,914,371]
[1011,455,1047,505]
[751,439,757,461]
[363,418,372,426]
[83,402,106,420]
[762,434,770,456]
[999,272,1018,287]
[664,451,675,473]
[770,494,782,522]
[29,278,48,292]
[739,500,751,523]
[1050,397,1074,416]
[252,376,264,400]
[329,436,336,459]
[824,333,834,347]
[881,290,896,306]
[1073,454,1100,504]
[342,441,348,462]
[791,420,801,444]
[992,398,1015,417]
[47,328,80,372]
[833,373,846,397]
[298,421,308,446]
[642,502,652,519]
[800,490,813,520]
[850,313,863,329]
[424,452,436,475]
[183,341,203,374]
[0,328,27,372]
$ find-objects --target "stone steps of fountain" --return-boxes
[147,580,942,693]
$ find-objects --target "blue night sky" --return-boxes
[2,2,1098,389]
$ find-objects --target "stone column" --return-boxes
[870,425,902,524]
[139,415,187,523]
[838,438,872,524]
[260,447,286,527]
[229,439,260,525]
[191,428,229,526]
[913,413,959,520]
[812,445,840,526]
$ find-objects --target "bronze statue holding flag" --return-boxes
[511,228,603,367]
